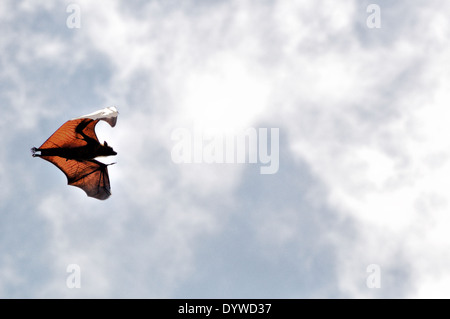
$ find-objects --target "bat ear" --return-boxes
[104,141,108,147]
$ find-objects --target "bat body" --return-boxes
[32,107,118,200]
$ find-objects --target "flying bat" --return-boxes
[31,106,119,200]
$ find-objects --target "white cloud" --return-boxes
[265,0,450,297]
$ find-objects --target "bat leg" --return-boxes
[31,147,41,157]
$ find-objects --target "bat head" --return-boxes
[100,141,117,156]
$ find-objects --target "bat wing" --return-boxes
[38,106,119,150]
[38,118,100,149]
[40,156,112,200]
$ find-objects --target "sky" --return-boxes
[1,0,450,298]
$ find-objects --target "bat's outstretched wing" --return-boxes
[40,156,113,200]
[38,118,100,150]
[38,106,118,150]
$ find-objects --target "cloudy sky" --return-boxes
[1,0,450,298]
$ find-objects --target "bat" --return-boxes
[32,107,119,200]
